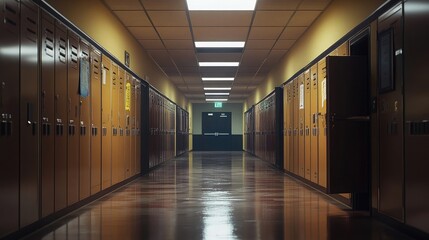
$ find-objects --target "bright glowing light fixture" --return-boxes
[195,41,245,48]
[205,93,230,96]
[187,0,256,11]
[204,87,231,91]
[202,77,234,81]
[206,99,228,102]
[199,62,239,67]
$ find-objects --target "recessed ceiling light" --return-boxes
[202,77,235,81]
[195,41,245,48]
[206,99,228,102]
[187,0,257,11]
[199,62,239,67]
[205,93,230,96]
[204,87,232,91]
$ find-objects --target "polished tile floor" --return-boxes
[25,152,413,240]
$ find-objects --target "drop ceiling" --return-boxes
[103,0,332,102]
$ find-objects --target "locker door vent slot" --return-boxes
[5,3,17,15]
[4,17,17,26]
[409,121,429,135]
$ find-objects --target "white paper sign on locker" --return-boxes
[321,78,327,108]
[299,84,304,109]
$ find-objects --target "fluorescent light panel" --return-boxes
[202,77,234,81]
[199,62,239,67]
[195,41,245,48]
[204,87,231,91]
[187,0,257,11]
[206,99,228,102]
[205,93,230,96]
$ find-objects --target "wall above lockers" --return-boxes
[44,0,188,109]
[245,0,386,108]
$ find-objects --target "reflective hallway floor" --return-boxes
[24,152,413,240]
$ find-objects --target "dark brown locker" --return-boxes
[101,55,112,190]
[378,3,404,222]
[40,12,55,218]
[317,59,327,188]
[124,72,132,178]
[404,0,429,232]
[0,0,20,236]
[79,40,91,200]
[67,30,80,205]
[326,56,369,194]
[130,77,136,175]
[54,21,68,211]
[310,64,319,184]
[20,2,40,226]
[292,78,299,174]
[90,48,102,195]
[297,74,305,177]
[304,70,312,180]
[135,81,141,174]
[111,63,120,185]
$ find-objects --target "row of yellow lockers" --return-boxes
[283,42,349,189]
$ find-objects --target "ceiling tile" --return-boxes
[263,50,287,66]
[299,0,331,10]
[197,53,242,62]
[280,26,307,39]
[273,40,295,50]
[169,76,184,83]
[138,39,165,49]
[288,11,321,26]
[253,11,293,26]
[147,50,175,67]
[128,27,159,39]
[169,50,198,66]
[140,0,187,10]
[163,40,194,49]
[147,11,189,26]
[256,0,301,10]
[193,27,249,41]
[245,40,276,50]
[248,27,283,40]
[156,27,192,39]
[162,67,180,76]
[241,50,270,67]
[103,0,143,10]
[183,76,202,84]
[190,11,253,27]
[178,66,199,74]
[200,67,237,77]
[114,11,151,26]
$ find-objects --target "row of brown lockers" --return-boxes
[148,89,176,169]
[244,108,255,155]
[176,106,189,156]
[0,2,142,238]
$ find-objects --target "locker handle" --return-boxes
[102,127,107,136]
[0,120,6,136]
[305,127,310,136]
[47,123,51,136]
[43,123,47,136]
[81,126,86,136]
[6,120,12,136]
[32,122,37,136]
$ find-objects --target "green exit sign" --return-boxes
[214,102,223,108]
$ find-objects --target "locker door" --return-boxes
[101,55,112,189]
[287,83,294,172]
[148,90,153,168]
[326,56,369,193]
[123,71,131,178]
[298,74,305,177]
[67,31,80,205]
[135,81,141,174]
[0,0,20,236]
[40,12,55,218]
[79,40,91,200]
[20,2,40,226]
[310,64,319,184]
[283,86,289,171]
[130,78,136,175]
[304,70,312,180]
[317,59,327,188]
[54,21,68,211]
[292,78,299,174]
[111,63,120,184]
[90,48,102,195]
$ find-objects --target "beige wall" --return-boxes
[45,0,188,109]
[245,0,386,109]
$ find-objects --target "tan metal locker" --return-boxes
[67,30,80,205]
[20,2,40,226]
[287,83,294,172]
[297,74,305,177]
[292,80,299,174]
[135,81,141,174]
[90,48,102,195]
[337,41,349,56]
[0,0,20,236]
[123,70,131,178]
[283,86,289,171]
[101,55,112,190]
[317,58,327,188]
[310,64,319,184]
[40,12,55,218]
[304,70,312,180]
[130,77,136,175]
[79,40,91,200]
[111,63,120,185]
[54,21,68,211]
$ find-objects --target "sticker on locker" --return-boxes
[125,82,131,111]
[299,84,304,109]
[102,69,107,85]
[321,78,326,108]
